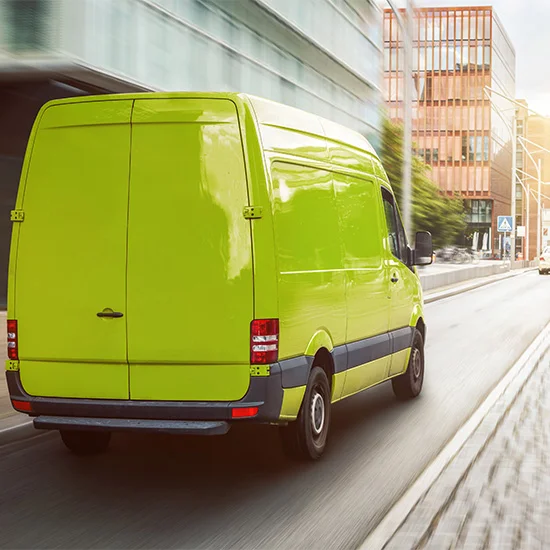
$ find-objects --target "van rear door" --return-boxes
[127,98,253,401]
[13,100,132,399]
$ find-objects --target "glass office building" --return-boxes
[0,0,383,306]
[384,6,516,251]
[0,0,383,142]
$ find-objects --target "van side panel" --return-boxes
[333,173,390,342]
[333,173,391,396]
[270,160,347,359]
[14,100,133,399]
[127,98,253,401]
[237,99,279,319]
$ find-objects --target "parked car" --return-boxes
[540,247,550,274]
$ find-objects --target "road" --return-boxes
[1,270,549,549]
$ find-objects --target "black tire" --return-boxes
[280,366,331,461]
[60,430,111,456]
[392,330,424,400]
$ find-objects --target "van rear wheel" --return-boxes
[392,330,424,400]
[60,430,111,456]
[279,366,331,461]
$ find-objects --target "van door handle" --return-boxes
[391,276,399,283]
[97,311,124,318]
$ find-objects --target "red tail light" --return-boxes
[250,319,279,365]
[7,320,18,361]
[231,406,259,419]
[12,400,32,413]
[541,256,545,261]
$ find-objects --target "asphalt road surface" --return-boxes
[1,270,549,549]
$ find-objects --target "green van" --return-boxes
[6,92,432,460]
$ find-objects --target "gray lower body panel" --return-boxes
[34,416,230,435]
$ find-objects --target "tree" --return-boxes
[380,118,466,249]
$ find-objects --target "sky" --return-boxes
[386,0,550,115]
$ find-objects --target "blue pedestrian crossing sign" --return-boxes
[497,216,513,232]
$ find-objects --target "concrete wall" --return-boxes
[420,261,538,292]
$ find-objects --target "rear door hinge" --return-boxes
[10,210,24,222]
[243,206,263,220]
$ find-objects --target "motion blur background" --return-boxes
[1,0,549,306]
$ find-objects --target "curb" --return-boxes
[424,268,534,304]
[0,418,37,446]
[360,319,550,550]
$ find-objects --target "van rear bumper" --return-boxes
[34,416,230,435]
[6,367,284,428]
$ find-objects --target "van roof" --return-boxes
[39,92,378,159]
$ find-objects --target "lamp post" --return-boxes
[386,0,415,238]
[538,158,542,256]
[518,136,550,258]
[484,86,550,261]
[517,167,550,259]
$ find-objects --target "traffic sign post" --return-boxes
[497,216,513,262]
[497,216,513,233]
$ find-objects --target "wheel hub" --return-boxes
[311,391,325,436]
[412,348,422,380]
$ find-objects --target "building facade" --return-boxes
[0,0,384,306]
[384,6,516,253]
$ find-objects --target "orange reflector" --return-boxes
[231,406,259,419]
[12,400,32,413]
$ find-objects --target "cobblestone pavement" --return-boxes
[385,348,550,550]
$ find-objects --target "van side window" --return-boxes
[382,189,400,259]
[395,209,409,260]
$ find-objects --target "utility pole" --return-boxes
[402,0,414,239]
[526,178,530,260]
[511,117,517,258]
[387,0,415,239]
[538,158,542,257]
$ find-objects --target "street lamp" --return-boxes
[483,86,550,261]
[518,135,550,257]
[516,168,550,259]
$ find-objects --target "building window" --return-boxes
[465,199,492,224]
[516,187,523,200]
[464,135,489,162]
[6,0,51,52]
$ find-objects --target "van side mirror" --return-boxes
[413,231,433,266]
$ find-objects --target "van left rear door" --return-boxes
[13,100,132,399]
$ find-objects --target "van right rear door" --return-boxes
[126,98,253,402]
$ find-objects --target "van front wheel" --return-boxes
[391,330,424,400]
[279,366,331,461]
[60,430,111,456]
